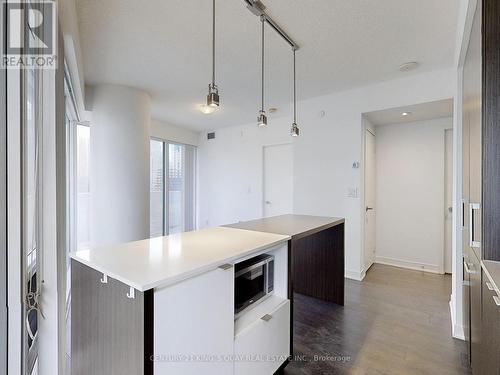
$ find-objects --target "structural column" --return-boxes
[90,84,150,247]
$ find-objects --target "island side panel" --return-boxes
[71,260,146,375]
[292,223,345,304]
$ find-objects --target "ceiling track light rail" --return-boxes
[243,0,300,51]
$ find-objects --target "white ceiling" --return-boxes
[76,0,460,131]
[364,98,454,126]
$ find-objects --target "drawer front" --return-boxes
[234,300,290,375]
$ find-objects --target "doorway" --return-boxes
[263,144,293,217]
[444,129,453,274]
[363,99,454,276]
[364,128,376,271]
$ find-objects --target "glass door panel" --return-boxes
[168,144,185,234]
[150,141,196,236]
[23,58,40,375]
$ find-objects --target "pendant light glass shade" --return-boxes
[257,16,267,127]
[207,84,219,107]
[290,49,300,136]
[258,110,267,127]
[206,0,220,109]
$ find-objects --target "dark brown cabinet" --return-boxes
[481,270,500,375]
[468,251,482,374]
[462,0,482,367]
[462,0,500,373]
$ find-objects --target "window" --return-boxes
[150,140,164,237]
[150,140,196,236]
[65,73,90,254]
[75,126,90,248]
[64,68,90,371]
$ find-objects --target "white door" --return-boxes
[263,144,293,217]
[444,129,453,274]
[364,130,376,271]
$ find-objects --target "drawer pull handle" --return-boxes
[469,203,481,248]
[218,264,233,271]
[486,282,495,291]
[261,314,273,322]
[493,296,500,307]
[100,274,108,284]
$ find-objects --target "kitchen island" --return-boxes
[71,215,345,375]
[226,215,345,356]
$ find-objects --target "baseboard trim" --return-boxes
[346,269,366,281]
[375,256,443,274]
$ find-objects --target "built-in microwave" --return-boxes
[234,254,274,317]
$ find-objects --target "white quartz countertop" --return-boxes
[70,226,290,292]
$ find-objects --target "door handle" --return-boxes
[469,203,481,248]
[366,207,373,212]
[464,261,476,274]
[461,199,466,228]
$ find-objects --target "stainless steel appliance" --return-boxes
[234,254,274,316]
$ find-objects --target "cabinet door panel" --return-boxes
[154,267,234,375]
[463,259,471,360]
[481,271,500,375]
[463,0,482,260]
[469,253,482,374]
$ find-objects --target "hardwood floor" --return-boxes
[284,264,471,375]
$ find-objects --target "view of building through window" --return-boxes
[150,140,196,237]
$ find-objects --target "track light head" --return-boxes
[290,122,299,137]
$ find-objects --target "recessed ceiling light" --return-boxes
[399,62,419,72]
[402,112,411,116]
[200,104,217,114]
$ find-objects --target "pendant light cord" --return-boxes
[212,0,216,86]
[293,49,296,123]
[261,16,265,112]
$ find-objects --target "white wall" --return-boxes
[374,118,453,273]
[151,119,199,146]
[198,68,455,280]
[197,120,292,228]
[90,84,151,247]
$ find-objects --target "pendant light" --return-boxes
[206,0,220,109]
[290,49,300,137]
[257,15,267,127]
